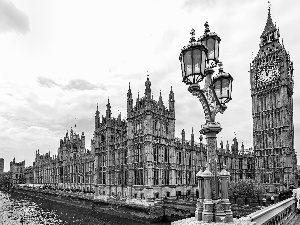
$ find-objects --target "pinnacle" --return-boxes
[260,4,276,38]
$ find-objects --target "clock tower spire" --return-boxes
[250,5,296,192]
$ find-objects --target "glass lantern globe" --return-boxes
[179,44,208,85]
[199,22,221,67]
[212,66,233,104]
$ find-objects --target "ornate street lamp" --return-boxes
[179,22,233,223]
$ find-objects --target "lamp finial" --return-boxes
[189,28,196,43]
[204,21,210,33]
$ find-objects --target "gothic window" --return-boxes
[134,146,140,163]
[153,145,158,162]
[124,149,127,164]
[164,147,169,163]
[164,170,169,185]
[154,169,159,185]
[124,170,128,185]
[178,152,182,165]
[118,172,122,185]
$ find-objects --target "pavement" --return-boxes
[290,213,300,225]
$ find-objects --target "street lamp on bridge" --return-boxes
[179,22,233,223]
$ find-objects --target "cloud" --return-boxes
[155,30,179,54]
[182,0,217,11]
[37,77,60,88]
[62,79,105,91]
[0,0,29,34]
[37,77,106,91]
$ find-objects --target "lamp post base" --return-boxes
[195,199,204,221]
[202,200,215,222]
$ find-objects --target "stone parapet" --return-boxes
[171,217,255,225]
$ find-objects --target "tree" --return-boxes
[0,173,11,190]
[228,179,266,204]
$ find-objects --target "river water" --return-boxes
[0,191,171,225]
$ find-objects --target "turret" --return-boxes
[158,90,163,108]
[169,86,175,112]
[127,83,133,117]
[95,103,100,129]
[220,140,224,150]
[81,132,85,149]
[145,75,151,100]
[181,129,185,145]
[226,141,229,152]
[191,127,194,147]
[231,137,238,155]
[241,142,244,153]
[106,98,111,119]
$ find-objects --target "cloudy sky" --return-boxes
[0,0,299,172]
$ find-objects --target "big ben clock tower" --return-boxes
[250,6,297,192]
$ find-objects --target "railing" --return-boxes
[241,196,297,225]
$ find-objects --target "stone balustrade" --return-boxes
[240,196,297,225]
[172,197,297,225]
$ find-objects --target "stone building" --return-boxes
[9,158,25,185]
[217,138,255,181]
[28,8,297,198]
[93,100,127,196]
[0,158,4,173]
[33,128,95,191]
[24,166,34,184]
[92,77,253,200]
[250,7,297,192]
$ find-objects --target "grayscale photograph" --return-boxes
[0,0,299,224]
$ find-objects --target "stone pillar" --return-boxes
[202,165,214,222]
[195,169,204,221]
[201,122,222,200]
[219,167,233,223]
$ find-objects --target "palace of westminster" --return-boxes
[11,8,297,200]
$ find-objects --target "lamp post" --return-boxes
[179,22,233,223]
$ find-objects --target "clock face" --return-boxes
[257,64,279,83]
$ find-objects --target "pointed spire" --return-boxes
[106,97,111,119]
[127,82,132,100]
[260,2,276,38]
[191,127,194,146]
[96,103,98,111]
[158,90,163,107]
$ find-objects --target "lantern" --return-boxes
[179,29,208,86]
[212,65,233,104]
[199,22,221,66]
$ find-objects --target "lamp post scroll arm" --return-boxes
[189,87,213,123]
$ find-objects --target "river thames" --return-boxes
[0,191,171,225]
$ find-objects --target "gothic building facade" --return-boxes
[92,77,209,199]
[250,7,297,192]
[27,7,297,199]
[33,129,95,191]
[30,73,287,199]
[90,77,255,200]
[9,158,25,185]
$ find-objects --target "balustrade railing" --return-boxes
[241,196,297,225]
